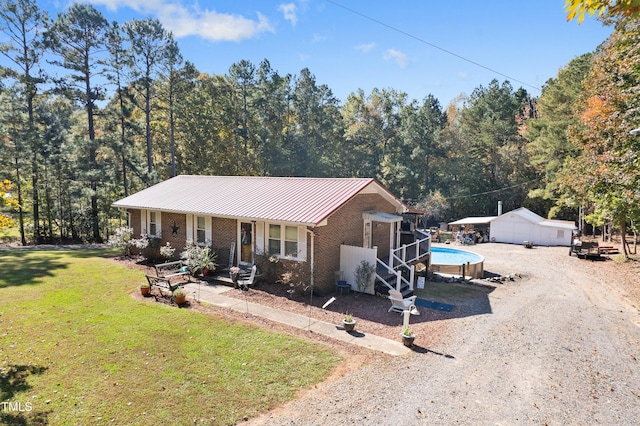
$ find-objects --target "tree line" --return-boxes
[1,1,638,256]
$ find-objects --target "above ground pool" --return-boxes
[429,246,485,279]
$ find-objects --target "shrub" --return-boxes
[107,227,153,259]
[181,241,217,275]
[160,242,176,260]
[355,260,375,293]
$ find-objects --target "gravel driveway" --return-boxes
[248,243,640,425]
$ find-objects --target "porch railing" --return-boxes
[376,231,431,294]
[375,258,412,293]
[392,230,431,266]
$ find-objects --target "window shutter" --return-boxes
[140,209,147,235]
[205,217,212,243]
[156,212,162,237]
[255,222,265,254]
[297,226,307,261]
[186,215,193,242]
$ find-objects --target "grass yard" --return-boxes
[0,249,340,425]
[0,223,20,244]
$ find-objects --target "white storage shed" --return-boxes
[489,207,575,246]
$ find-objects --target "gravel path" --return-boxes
[247,244,640,425]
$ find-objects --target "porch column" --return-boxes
[388,221,395,267]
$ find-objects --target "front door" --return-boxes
[240,222,254,264]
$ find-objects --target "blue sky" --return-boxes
[22,1,613,106]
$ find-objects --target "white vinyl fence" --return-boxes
[339,244,377,295]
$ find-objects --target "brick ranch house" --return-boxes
[112,175,430,295]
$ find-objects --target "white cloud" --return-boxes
[278,3,298,26]
[384,49,408,68]
[85,0,274,42]
[85,0,164,12]
[311,33,328,43]
[457,71,468,79]
[355,42,376,53]
[161,7,274,41]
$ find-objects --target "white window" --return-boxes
[284,226,298,256]
[268,224,281,255]
[267,224,306,260]
[149,211,158,236]
[557,229,565,239]
[186,215,211,245]
[143,210,161,237]
[196,216,206,244]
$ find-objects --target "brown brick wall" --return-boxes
[212,217,236,267]
[161,212,187,257]
[312,193,398,294]
[129,209,141,236]
[126,191,399,295]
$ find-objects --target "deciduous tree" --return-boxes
[566,0,640,23]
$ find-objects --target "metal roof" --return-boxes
[449,216,497,225]
[112,175,405,226]
[363,211,403,223]
[539,219,576,229]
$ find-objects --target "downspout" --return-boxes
[306,228,315,291]
[306,227,316,330]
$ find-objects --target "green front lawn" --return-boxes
[0,223,20,244]
[0,249,340,425]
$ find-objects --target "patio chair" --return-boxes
[237,265,257,290]
[387,289,419,314]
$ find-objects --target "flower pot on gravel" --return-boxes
[401,326,415,347]
[401,333,415,347]
[140,284,151,296]
[342,314,356,332]
[342,319,356,332]
[173,288,187,305]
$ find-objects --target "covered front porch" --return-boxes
[340,211,431,296]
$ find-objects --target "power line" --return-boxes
[325,0,542,93]
[446,179,541,200]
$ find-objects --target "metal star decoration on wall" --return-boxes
[171,221,179,235]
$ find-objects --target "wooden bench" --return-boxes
[143,261,191,294]
[154,261,191,284]
[145,274,182,292]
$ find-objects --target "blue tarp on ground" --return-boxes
[415,298,455,312]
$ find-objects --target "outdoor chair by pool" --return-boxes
[387,289,419,314]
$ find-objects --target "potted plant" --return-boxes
[140,282,151,296]
[173,288,187,305]
[181,242,217,276]
[401,326,415,347]
[342,313,356,332]
[201,246,218,276]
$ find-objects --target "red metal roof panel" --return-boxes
[112,175,403,226]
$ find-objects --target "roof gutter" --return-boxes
[112,205,324,227]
